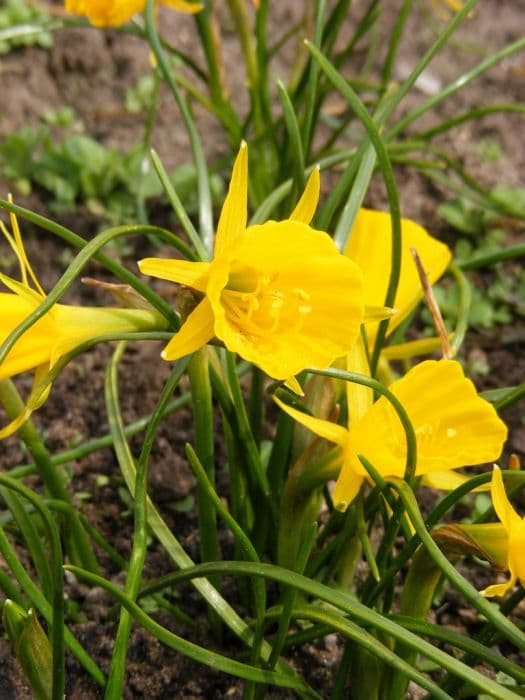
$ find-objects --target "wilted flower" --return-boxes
[276,359,507,510]
[139,143,379,380]
[65,0,201,27]
[0,209,168,438]
[481,466,525,597]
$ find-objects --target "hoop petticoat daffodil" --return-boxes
[139,143,386,381]
[0,210,168,439]
[481,466,525,598]
[65,0,201,27]
[345,208,452,343]
[275,359,507,510]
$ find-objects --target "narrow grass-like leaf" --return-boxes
[0,379,98,572]
[0,223,180,372]
[415,104,525,141]
[0,525,104,687]
[104,344,308,688]
[459,243,525,271]
[301,0,327,159]
[0,488,53,601]
[145,0,214,255]
[391,478,525,654]
[388,34,525,140]
[277,79,306,192]
[65,567,321,699]
[139,560,520,700]
[449,263,471,355]
[105,355,188,700]
[0,198,188,325]
[391,615,525,685]
[0,476,64,699]
[269,604,451,699]
[149,150,204,260]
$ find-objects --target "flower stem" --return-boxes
[0,378,98,572]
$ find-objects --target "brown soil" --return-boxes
[0,1,524,697]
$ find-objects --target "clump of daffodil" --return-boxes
[0,207,168,438]
[481,466,525,597]
[276,359,507,510]
[345,208,452,344]
[65,0,201,27]
[139,143,381,381]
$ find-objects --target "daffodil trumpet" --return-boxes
[139,143,389,381]
[275,360,508,511]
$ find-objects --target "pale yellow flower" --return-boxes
[0,209,167,438]
[139,144,377,380]
[481,467,525,597]
[276,360,507,510]
[65,0,201,27]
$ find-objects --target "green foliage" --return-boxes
[1,1,525,698]
[0,0,53,54]
[427,193,525,332]
[0,123,224,226]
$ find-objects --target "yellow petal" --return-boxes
[491,466,521,532]
[382,336,447,360]
[0,274,46,304]
[345,209,451,338]
[138,258,210,292]
[289,166,320,225]
[421,470,489,491]
[364,305,397,322]
[161,0,202,13]
[273,396,348,447]
[0,363,51,439]
[345,338,372,426]
[211,220,365,379]
[348,360,507,480]
[65,0,145,26]
[333,455,364,511]
[215,142,248,259]
[284,376,304,396]
[480,577,516,598]
[161,298,215,360]
[0,406,32,439]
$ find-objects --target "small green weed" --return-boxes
[0,121,224,227]
[0,0,53,54]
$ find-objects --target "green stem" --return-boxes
[145,0,214,254]
[140,560,519,700]
[187,349,220,632]
[105,354,188,699]
[0,379,97,572]
[0,475,64,700]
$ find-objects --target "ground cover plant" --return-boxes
[0,0,524,697]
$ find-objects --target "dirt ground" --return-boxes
[0,0,524,697]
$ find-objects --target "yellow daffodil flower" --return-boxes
[481,466,525,597]
[65,0,201,27]
[0,209,168,438]
[345,208,452,342]
[430,0,464,19]
[139,143,376,380]
[276,359,507,510]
